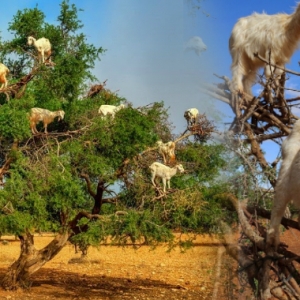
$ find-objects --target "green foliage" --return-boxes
[0,101,32,140]
[0,212,33,235]
[102,108,158,160]
[58,0,84,34]
[110,210,174,245]
[8,7,45,38]
[177,142,227,182]
[62,101,166,179]
[1,0,104,101]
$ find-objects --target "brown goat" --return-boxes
[0,63,9,90]
[156,140,176,164]
[29,107,65,134]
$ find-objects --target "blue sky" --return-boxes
[1,0,300,163]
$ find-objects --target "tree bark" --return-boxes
[1,230,69,290]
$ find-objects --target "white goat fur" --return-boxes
[27,36,52,63]
[156,140,176,164]
[149,162,184,193]
[184,108,199,126]
[98,104,125,118]
[0,63,9,90]
[267,119,300,249]
[229,4,300,95]
[29,107,65,134]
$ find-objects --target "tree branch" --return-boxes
[254,52,300,76]
[80,173,96,197]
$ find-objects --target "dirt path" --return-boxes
[0,234,223,299]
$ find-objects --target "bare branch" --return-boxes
[254,52,300,76]
[80,173,96,198]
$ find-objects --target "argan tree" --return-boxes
[0,1,231,290]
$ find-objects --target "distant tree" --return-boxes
[0,1,231,290]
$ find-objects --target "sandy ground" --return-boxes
[0,234,226,300]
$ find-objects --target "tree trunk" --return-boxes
[1,231,69,290]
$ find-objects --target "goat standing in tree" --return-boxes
[98,104,125,119]
[29,108,65,134]
[27,36,52,63]
[229,3,300,96]
[149,162,184,193]
[156,140,176,164]
[184,108,199,127]
[0,63,9,90]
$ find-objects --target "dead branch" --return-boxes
[0,140,19,185]
[244,123,277,187]
[220,221,262,291]
[246,205,300,232]
[207,65,300,298]
[176,113,215,143]
[254,53,300,76]
[80,173,96,197]
[86,80,107,98]
[0,65,42,100]
[220,194,300,299]
[222,193,265,249]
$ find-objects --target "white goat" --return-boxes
[156,140,176,164]
[184,108,199,127]
[149,162,184,193]
[0,63,9,90]
[27,36,52,63]
[267,119,300,250]
[98,104,125,119]
[29,107,65,134]
[229,3,300,96]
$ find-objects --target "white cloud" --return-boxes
[185,36,207,56]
